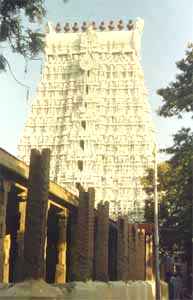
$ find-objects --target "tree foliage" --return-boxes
[144,44,193,263]
[146,44,193,259]
[0,1,68,72]
[143,128,193,258]
[157,44,193,118]
[164,128,192,255]
[0,0,46,71]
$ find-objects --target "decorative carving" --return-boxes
[79,26,98,71]
[79,54,94,71]
[45,22,55,34]
[132,18,144,57]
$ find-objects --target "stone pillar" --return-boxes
[66,209,78,281]
[135,228,146,280]
[76,188,95,281]
[117,216,128,281]
[2,234,11,283]
[145,234,154,280]
[128,224,136,280]
[0,180,11,283]
[94,201,109,281]
[108,224,117,281]
[23,148,50,280]
[55,211,67,283]
[15,193,27,281]
[44,200,51,276]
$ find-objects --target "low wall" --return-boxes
[54,281,154,300]
[0,280,168,300]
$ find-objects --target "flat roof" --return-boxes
[0,148,78,209]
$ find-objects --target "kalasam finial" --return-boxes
[99,21,106,31]
[127,20,134,31]
[117,20,124,30]
[55,22,61,32]
[72,22,79,32]
[108,20,115,30]
[64,22,71,32]
[92,21,97,30]
[81,21,87,32]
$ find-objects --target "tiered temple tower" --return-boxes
[18,18,155,221]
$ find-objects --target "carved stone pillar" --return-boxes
[23,148,50,280]
[117,216,128,281]
[76,188,95,281]
[94,201,109,281]
[55,211,67,283]
[0,180,11,283]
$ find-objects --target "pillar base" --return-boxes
[55,264,65,284]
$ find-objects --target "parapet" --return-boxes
[44,18,144,58]
[46,19,138,34]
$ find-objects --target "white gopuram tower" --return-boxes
[18,19,155,221]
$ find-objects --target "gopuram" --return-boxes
[18,18,155,221]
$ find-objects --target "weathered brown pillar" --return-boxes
[66,208,78,281]
[135,228,146,280]
[108,224,117,280]
[23,148,50,280]
[128,224,136,280]
[117,215,128,281]
[94,201,109,281]
[0,180,11,283]
[76,188,95,281]
[55,211,67,283]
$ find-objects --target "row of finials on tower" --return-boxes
[51,20,134,33]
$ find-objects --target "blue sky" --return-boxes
[0,0,193,160]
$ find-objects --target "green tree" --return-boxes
[0,0,46,71]
[157,43,193,118]
[0,0,67,71]
[144,44,193,270]
[143,129,193,259]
